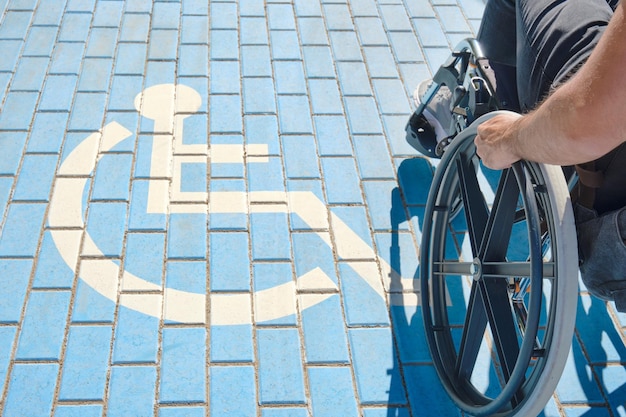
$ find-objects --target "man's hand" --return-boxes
[474,112,524,170]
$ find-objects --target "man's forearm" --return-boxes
[511,79,602,166]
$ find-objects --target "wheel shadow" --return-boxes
[385,157,520,415]
[384,157,467,416]
[567,294,626,416]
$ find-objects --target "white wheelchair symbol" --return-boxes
[48,84,412,324]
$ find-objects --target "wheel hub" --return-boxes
[470,257,482,281]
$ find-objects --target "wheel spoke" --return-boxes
[433,261,555,278]
[456,154,489,255]
[481,261,555,279]
[479,277,524,402]
[479,168,520,260]
[455,283,488,381]
[432,261,473,276]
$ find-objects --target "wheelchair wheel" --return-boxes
[420,112,578,416]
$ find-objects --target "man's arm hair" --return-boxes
[476,1,626,168]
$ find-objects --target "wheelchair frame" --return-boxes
[407,39,579,416]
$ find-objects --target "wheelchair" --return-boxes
[406,39,579,416]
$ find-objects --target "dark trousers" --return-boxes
[477,0,618,112]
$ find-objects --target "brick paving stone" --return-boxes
[107,366,157,416]
[0,260,33,323]
[3,363,58,417]
[257,328,306,404]
[308,366,360,416]
[210,366,257,415]
[58,325,112,401]
[15,291,70,361]
[112,304,160,364]
[0,203,46,257]
[159,327,206,403]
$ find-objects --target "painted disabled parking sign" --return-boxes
[47,84,412,325]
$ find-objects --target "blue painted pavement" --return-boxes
[0,0,625,416]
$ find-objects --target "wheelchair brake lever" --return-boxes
[469,76,493,117]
